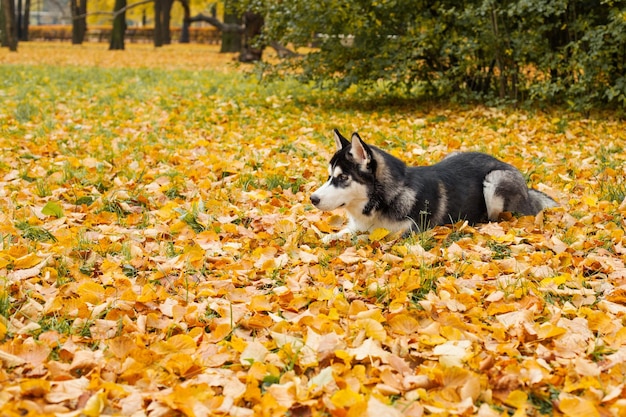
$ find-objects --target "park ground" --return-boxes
[1,42,626,416]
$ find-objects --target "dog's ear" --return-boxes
[333,129,351,150]
[350,133,371,165]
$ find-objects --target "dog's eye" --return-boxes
[338,174,349,182]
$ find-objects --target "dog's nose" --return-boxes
[310,195,320,206]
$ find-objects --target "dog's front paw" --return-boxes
[321,229,352,244]
[321,233,342,244]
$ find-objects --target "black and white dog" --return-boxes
[310,129,557,242]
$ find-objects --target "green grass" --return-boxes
[15,221,57,243]
[487,241,512,260]
[598,176,626,203]
[0,288,10,319]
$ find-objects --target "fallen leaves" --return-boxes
[1,42,626,416]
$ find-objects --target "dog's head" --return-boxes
[309,129,375,212]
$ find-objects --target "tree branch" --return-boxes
[73,0,153,20]
[186,13,244,33]
[269,41,301,58]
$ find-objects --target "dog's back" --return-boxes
[403,152,537,228]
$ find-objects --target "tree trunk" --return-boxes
[154,0,175,47]
[71,0,87,45]
[16,0,22,40]
[22,0,30,41]
[162,0,173,45]
[1,0,18,51]
[179,0,190,43]
[16,0,21,39]
[109,0,126,50]
[0,1,4,47]
[239,11,264,62]
[154,0,163,47]
[220,13,241,52]
[14,0,31,41]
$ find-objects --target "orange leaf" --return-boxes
[536,322,567,340]
[330,388,362,409]
[389,314,420,335]
[165,334,197,354]
[369,227,390,241]
[249,294,274,312]
[20,379,51,397]
[355,318,386,341]
[76,281,105,304]
[504,389,528,409]
[13,253,42,269]
[558,395,600,417]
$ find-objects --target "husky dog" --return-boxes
[310,129,558,242]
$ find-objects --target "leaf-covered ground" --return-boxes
[1,42,626,417]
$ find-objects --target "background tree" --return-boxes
[0,0,5,46]
[186,3,244,54]
[16,0,30,41]
[70,0,87,44]
[238,10,263,61]
[179,0,191,43]
[221,1,241,53]
[186,5,268,62]
[109,0,126,50]
[154,0,163,46]
[154,0,175,46]
[1,0,18,51]
[239,0,626,109]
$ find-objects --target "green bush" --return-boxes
[241,0,626,109]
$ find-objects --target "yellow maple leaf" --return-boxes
[163,334,197,355]
[537,322,567,339]
[582,195,598,207]
[539,273,569,287]
[355,318,386,341]
[559,395,600,417]
[20,379,51,397]
[504,389,528,409]
[137,284,158,303]
[606,288,626,305]
[76,281,105,304]
[249,294,274,312]
[0,254,12,269]
[13,253,42,269]
[388,313,420,335]
[164,352,195,376]
[183,244,205,265]
[585,309,615,334]
[330,388,363,408]
[369,227,390,241]
[82,389,106,417]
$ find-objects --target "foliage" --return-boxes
[1,42,626,416]
[241,0,626,110]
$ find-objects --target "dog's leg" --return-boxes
[321,228,353,244]
[321,214,373,243]
[483,169,531,220]
[483,171,505,220]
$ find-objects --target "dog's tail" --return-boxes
[528,189,558,213]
